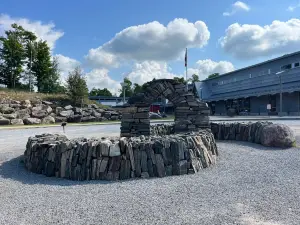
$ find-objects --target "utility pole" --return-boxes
[276,71,284,116]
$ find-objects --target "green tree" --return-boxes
[207,73,219,79]
[0,26,25,88]
[47,56,62,93]
[119,77,133,97]
[31,40,53,92]
[173,77,187,84]
[89,88,112,96]
[66,66,88,104]
[191,74,200,82]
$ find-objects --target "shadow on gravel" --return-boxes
[0,156,129,186]
[216,140,289,151]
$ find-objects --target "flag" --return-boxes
[184,48,187,67]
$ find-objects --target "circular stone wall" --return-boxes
[24,129,218,181]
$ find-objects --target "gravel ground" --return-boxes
[0,136,299,225]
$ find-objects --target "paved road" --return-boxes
[0,120,299,163]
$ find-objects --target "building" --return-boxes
[194,51,300,116]
[88,96,130,107]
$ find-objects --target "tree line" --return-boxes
[0,23,65,93]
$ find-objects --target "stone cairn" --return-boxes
[121,79,210,137]
[24,129,218,181]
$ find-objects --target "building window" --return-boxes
[295,62,300,67]
[281,64,292,71]
[268,69,271,74]
[249,74,252,78]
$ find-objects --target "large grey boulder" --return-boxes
[67,115,82,123]
[2,113,17,119]
[0,116,10,125]
[23,118,41,125]
[261,124,296,148]
[56,107,63,115]
[42,116,55,124]
[42,100,53,105]
[31,110,47,119]
[11,119,24,125]
[59,110,74,117]
[91,111,102,118]
[55,116,67,122]
[0,105,15,114]
[81,116,97,122]
[16,108,31,120]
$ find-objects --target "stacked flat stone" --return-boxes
[121,106,150,137]
[150,124,174,136]
[210,122,273,143]
[121,79,210,137]
[24,130,218,181]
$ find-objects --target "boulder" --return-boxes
[103,112,111,119]
[90,104,99,109]
[21,100,32,108]
[67,115,82,123]
[9,104,21,108]
[73,107,82,115]
[31,110,47,119]
[92,111,102,118]
[0,105,15,114]
[42,101,53,105]
[2,113,17,119]
[42,116,55,124]
[55,116,67,122]
[16,108,31,119]
[81,116,97,122]
[110,116,118,121]
[56,107,63,115]
[11,119,24,125]
[0,117,10,125]
[64,105,73,110]
[59,110,74,117]
[11,100,21,104]
[261,124,296,148]
[23,118,41,125]
[95,108,105,113]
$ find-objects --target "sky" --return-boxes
[1,0,300,95]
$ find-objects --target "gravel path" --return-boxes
[0,137,300,225]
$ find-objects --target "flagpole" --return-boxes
[185,48,188,91]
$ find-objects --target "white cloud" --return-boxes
[287,2,300,11]
[223,1,250,16]
[55,54,81,83]
[0,14,64,50]
[85,47,119,68]
[85,69,121,95]
[85,18,210,68]
[126,61,179,85]
[188,59,235,80]
[219,19,300,59]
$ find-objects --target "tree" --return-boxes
[207,73,219,79]
[89,88,112,96]
[119,77,133,97]
[31,40,53,92]
[66,66,88,105]
[191,74,200,83]
[0,27,25,88]
[173,77,187,84]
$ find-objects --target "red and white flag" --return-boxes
[184,48,187,67]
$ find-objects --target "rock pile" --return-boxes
[0,100,121,125]
[24,130,218,181]
[211,122,296,148]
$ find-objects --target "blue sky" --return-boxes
[1,0,300,94]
